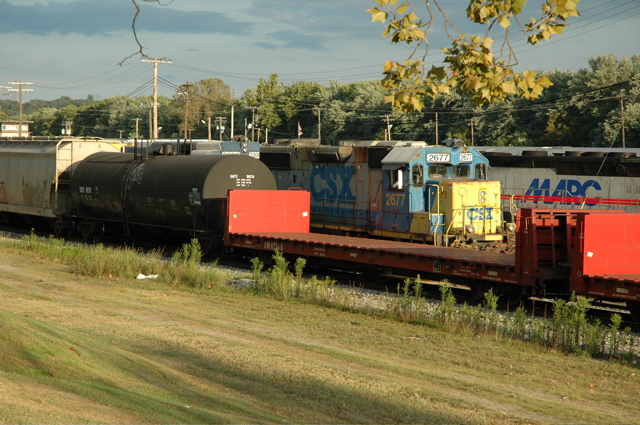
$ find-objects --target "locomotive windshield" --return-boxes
[428,164,471,178]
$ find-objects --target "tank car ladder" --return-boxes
[53,140,74,214]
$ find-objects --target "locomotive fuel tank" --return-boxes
[70,153,276,232]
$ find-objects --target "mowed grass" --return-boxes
[0,239,639,424]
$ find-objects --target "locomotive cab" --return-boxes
[381,141,507,248]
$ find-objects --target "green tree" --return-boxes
[367,0,580,111]
[237,74,285,141]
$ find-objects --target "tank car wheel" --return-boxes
[210,236,226,260]
[94,221,105,242]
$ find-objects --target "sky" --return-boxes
[0,0,638,102]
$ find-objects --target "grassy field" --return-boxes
[0,241,639,424]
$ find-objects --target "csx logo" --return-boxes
[310,165,356,201]
[467,208,494,220]
[525,178,602,205]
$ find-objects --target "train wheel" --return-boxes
[501,284,523,306]
[94,221,105,242]
[628,302,640,323]
[470,280,491,300]
[79,221,92,240]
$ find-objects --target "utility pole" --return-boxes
[63,121,73,136]
[133,118,142,140]
[141,57,171,140]
[215,116,227,141]
[469,117,475,146]
[181,83,194,142]
[8,81,34,137]
[230,106,235,139]
[620,97,626,148]
[249,107,257,142]
[435,113,439,145]
[383,115,393,141]
[206,117,212,141]
[314,106,325,142]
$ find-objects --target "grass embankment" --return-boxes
[0,235,638,424]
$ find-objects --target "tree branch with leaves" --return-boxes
[367,0,580,111]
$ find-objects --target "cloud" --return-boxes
[255,30,329,51]
[0,0,253,36]
[245,0,379,39]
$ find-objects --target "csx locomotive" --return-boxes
[260,139,514,250]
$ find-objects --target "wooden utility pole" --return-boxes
[133,118,142,140]
[141,58,171,140]
[181,83,194,142]
[314,106,325,142]
[435,113,439,145]
[249,107,257,142]
[383,115,393,141]
[215,116,227,141]
[8,81,33,137]
[620,97,626,148]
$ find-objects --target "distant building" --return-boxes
[0,121,31,137]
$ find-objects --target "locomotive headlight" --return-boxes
[479,197,486,204]
[480,190,487,197]
[465,224,476,234]
[479,190,487,204]
[506,222,516,233]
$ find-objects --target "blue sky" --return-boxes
[1,0,638,101]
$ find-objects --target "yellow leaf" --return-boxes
[502,80,516,94]
[366,8,388,23]
[499,15,510,29]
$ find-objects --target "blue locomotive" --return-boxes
[260,139,513,250]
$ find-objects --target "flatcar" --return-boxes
[260,139,515,251]
[475,146,640,215]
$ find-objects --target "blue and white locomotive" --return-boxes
[260,139,513,250]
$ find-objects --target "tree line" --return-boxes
[1,54,638,148]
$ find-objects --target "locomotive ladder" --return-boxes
[54,140,74,214]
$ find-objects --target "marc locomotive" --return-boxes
[475,146,640,214]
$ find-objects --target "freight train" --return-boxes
[475,146,640,215]
[260,139,515,251]
[1,136,638,320]
[0,136,273,254]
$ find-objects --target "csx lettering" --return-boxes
[525,179,601,206]
[385,193,406,207]
[467,208,494,221]
[310,165,356,201]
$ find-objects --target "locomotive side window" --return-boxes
[390,168,403,190]
[412,164,424,186]
[428,164,448,178]
[475,163,487,180]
